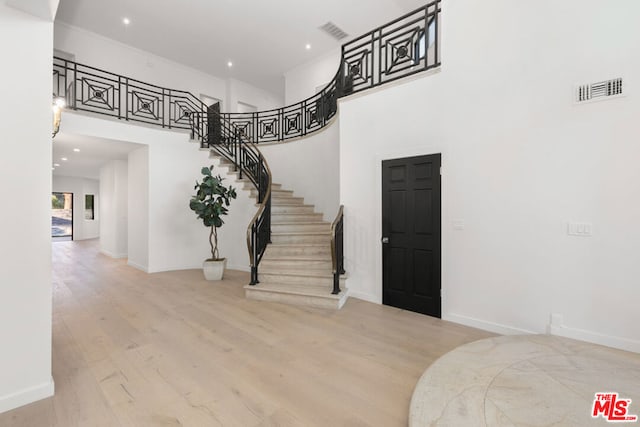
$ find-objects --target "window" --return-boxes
[85,194,95,220]
[416,18,436,60]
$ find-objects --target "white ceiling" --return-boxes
[52,133,143,179]
[54,0,426,94]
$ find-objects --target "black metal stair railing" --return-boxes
[330,205,345,295]
[189,106,272,285]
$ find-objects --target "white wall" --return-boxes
[54,23,283,113]
[339,0,640,353]
[128,147,149,270]
[260,122,340,221]
[284,48,341,104]
[146,133,256,273]
[63,112,255,273]
[226,77,284,113]
[256,48,343,221]
[0,1,54,413]
[99,160,128,258]
[52,175,100,240]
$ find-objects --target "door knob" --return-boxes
[381,237,389,243]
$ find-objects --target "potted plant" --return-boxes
[189,165,237,280]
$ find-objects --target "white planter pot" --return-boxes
[203,258,227,281]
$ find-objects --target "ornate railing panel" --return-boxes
[218,71,341,144]
[341,0,441,95]
[53,0,440,144]
[53,58,208,130]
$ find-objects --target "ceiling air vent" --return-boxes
[576,78,624,103]
[319,21,349,41]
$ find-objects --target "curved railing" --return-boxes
[330,205,345,295]
[53,0,440,143]
[217,0,441,144]
[190,108,272,285]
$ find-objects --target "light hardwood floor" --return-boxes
[0,240,492,427]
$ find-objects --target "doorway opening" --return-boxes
[382,154,441,318]
[52,192,73,242]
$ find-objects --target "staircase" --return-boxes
[217,157,348,309]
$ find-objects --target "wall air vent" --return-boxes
[319,21,349,41]
[576,78,624,103]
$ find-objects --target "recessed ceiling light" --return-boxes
[123,17,131,25]
[227,61,233,68]
[61,157,68,161]
[51,167,55,170]
[73,148,80,152]
[305,43,312,50]
[54,163,60,167]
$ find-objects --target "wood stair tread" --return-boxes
[261,258,331,263]
[268,243,329,247]
[260,270,345,279]
[271,231,331,236]
[271,221,331,225]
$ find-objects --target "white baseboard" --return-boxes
[145,264,251,274]
[348,290,380,304]
[0,377,54,414]
[227,264,250,273]
[550,324,640,354]
[127,260,149,273]
[100,249,127,259]
[444,313,536,336]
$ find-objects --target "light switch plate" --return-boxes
[452,220,465,230]
[568,222,593,237]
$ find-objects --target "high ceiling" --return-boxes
[54,0,427,94]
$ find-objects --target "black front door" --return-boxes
[382,154,441,317]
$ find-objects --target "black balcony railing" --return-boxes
[341,0,441,94]
[53,58,208,130]
[52,1,440,145]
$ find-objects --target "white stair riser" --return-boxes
[270,198,305,206]
[272,205,315,214]
[271,214,324,223]
[259,273,345,287]
[271,234,331,244]
[271,223,330,233]
[250,190,294,198]
[243,183,282,191]
[265,246,331,257]
[245,288,347,309]
[260,259,333,271]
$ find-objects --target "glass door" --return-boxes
[52,192,73,241]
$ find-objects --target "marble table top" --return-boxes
[409,335,640,426]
